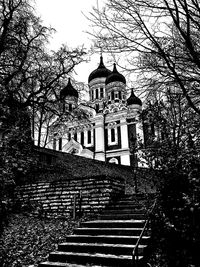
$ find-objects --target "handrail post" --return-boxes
[78,190,82,218]
[73,194,76,219]
[135,246,138,267]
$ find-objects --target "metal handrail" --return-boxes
[132,198,157,267]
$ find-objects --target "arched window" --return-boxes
[74,132,77,141]
[100,87,104,98]
[109,158,118,164]
[69,103,72,112]
[108,123,118,146]
[111,91,115,100]
[53,138,56,150]
[81,132,84,145]
[96,104,99,112]
[53,133,57,150]
[88,130,91,144]
[96,88,99,99]
[62,103,65,113]
[111,128,115,142]
[59,138,62,150]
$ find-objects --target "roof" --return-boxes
[105,63,126,85]
[127,89,142,106]
[60,78,78,99]
[88,56,111,83]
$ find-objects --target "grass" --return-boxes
[0,213,80,267]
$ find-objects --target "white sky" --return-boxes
[35,0,103,84]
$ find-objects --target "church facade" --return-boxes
[41,57,144,166]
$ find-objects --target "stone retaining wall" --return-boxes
[16,175,125,218]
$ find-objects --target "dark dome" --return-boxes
[60,78,78,99]
[105,63,126,85]
[88,56,111,83]
[127,89,142,106]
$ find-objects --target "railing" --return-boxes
[132,198,157,267]
[72,190,82,219]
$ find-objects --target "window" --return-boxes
[91,90,94,101]
[96,89,99,99]
[108,123,118,146]
[100,87,104,98]
[74,132,77,141]
[63,103,65,113]
[109,158,118,164]
[53,138,56,150]
[68,132,71,141]
[88,130,91,144]
[111,128,115,142]
[81,132,84,145]
[111,91,115,100]
[151,123,155,135]
[53,133,57,150]
[69,103,72,112]
[59,138,62,150]
[119,91,122,99]
[115,92,118,99]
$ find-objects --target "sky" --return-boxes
[35,0,103,84]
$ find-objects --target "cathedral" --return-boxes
[42,56,144,166]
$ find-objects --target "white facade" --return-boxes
[36,57,144,166]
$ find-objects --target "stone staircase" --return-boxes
[39,194,154,267]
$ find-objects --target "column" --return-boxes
[94,115,105,161]
[120,118,130,166]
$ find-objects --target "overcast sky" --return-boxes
[35,0,103,84]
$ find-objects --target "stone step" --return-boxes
[64,234,150,245]
[113,200,145,206]
[120,193,153,200]
[121,193,149,198]
[105,204,144,210]
[57,242,146,256]
[38,193,152,267]
[38,262,101,267]
[74,227,143,236]
[98,213,146,220]
[46,251,139,266]
[81,219,145,228]
[102,209,146,214]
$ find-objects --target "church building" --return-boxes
[44,56,143,166]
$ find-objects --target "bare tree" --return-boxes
[88,3,200,265]
[30,46,86,146]
[141,88,199,169]
[0,0,86,185]
[0,0,86,108]
[0,0,87,145]
[88,0,200,114]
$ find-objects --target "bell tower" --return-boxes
[60,78,78,113]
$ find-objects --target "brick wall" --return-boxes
[16,175,125,218]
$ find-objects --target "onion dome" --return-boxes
[88,56,111,83]
[105,63,126,85]
[60,78,78,99]
[127,89,142,106]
